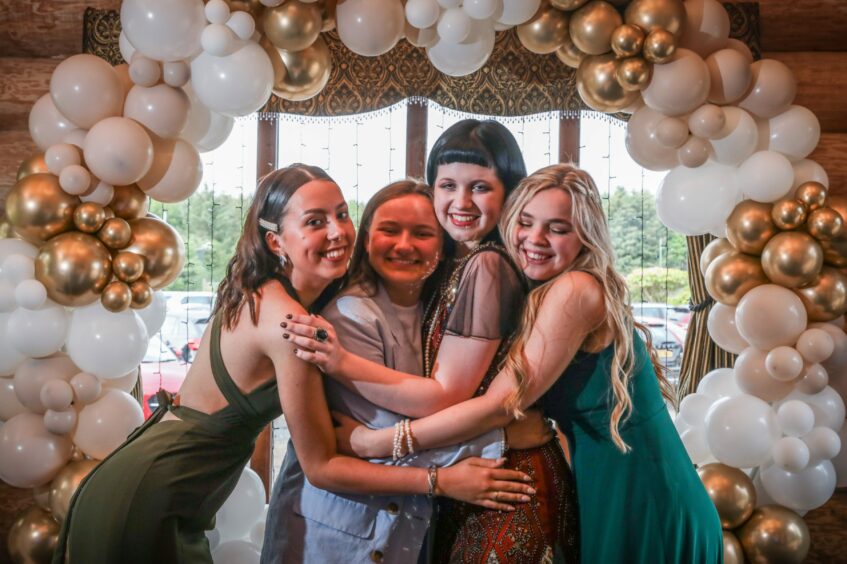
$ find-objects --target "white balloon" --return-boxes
[336,0,405,57]
[735,284,808,350]
[216,467,266,541]
[205,0,231,24]
[803,426,841,463]
[737,150,794,202]
[655,161,739,236]
[0,377,27,421]
[249,518,266,550]
[15,279,47,310]
[181,85,235,153]
[734,347,798,402]
[833,423,847,487]
[13,354,79,414]
[39,379,74,411]
[813,322,847,375]
[790,159,829,196]
[709,106,759,166]
[697,367,741,399]
[679,393,714,427]
[405,22,440,48]
[765,346,804,382]
[0,412,73,488]
[0,240,38,265]
[190,41,274,117]
[427,19,495,77]
[128,54,162,87]
[162,61,191,88]
[771,436,810,472]
[406,0,441,29]
[70,372,103,405]
[121,0,206,62]
[43,409,78,435]
[705,394,781,468]
[437,0,461,7]
[73,389,143,459]
[226,11,256,41]
[66,303,149,380]
[8,302,69,359]
[761,105,821,163]
[498,0,540,26]
[0,313,26,377]
[707,303,748,354]
[80,181,115,206]
[679,426,712,464]
[83,117,154,186]
[119,31,137,64]
[136,292,168,337]
[201,23,238,57]
[798,363,829,395]
[777,400,816,438]
[785,386,845,432]
[213,540,261,564]
[207,528,222,551]
[124,84,191,139]
[796,328,835,364]
[29,94,79,152]
[102,368,139,394]
[761,459,836,511]
[642,49,711,117]
[463,0,500,20]
[438,7,472,44]
[625,105,680,171]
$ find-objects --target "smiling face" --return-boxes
[514,188,584,282]
[364,194,442,306]
[432,162,506,254]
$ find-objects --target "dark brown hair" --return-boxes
[214,164,333,329]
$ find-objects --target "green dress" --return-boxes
[537,333,723,563]
[54,314,282,564]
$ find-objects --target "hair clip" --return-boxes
[258,218,278,233]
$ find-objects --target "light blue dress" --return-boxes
[261,283,504,564]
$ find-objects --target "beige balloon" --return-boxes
[5,173,79,244]
[737,505,810,563]
[577,53,640,112]
[738,59,797,119]
[49,459,99,523]
[610,24,645,58]
[569,1,622,55]
[699,237,735,276]
[761,231,823,288]
[641,48,710,117]
[725,200,776,256]
[7,505,60,564]
[795,266,847,321]
[696,463,756,529]
[262,0,322,52]
[624,0,686,38]
[705,48,752,105]
[705,251,768,306]
[123,84,191,139]
[137,136,203,204]
[83,117,154,186]
[771,198,807,231]
[35,232,113,307]
[124,217,186,290]
[517,3,571,55]
[17,154,50,182]
[262,35,332,102]
[555,34,587,68]
[50,54,124,129]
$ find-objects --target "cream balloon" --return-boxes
[70,372,102,405]
[0,412,73,487]
[642,48,711,117]
[0,313,26,376]
[28,94,80,151]
[679,0,729,57]
[737,150,794,203]
[8,301,69,359]
[655,161,739,236]
[138,138,203,203]
[772,436,811,473]
[777,400,815,438]
[625,105,680,171]
[677,136,710,168]
[688,104,725,139]
[44,143,81,175]
[784,386,845,432]
[162,61,191,88]
[0,377,27,421]
[791,159,829,196]
[336,0,405,56]
[705,48,752,105]
[656,117,688,148]
[406,0,440,28]
[798,363,829,395]
[83,117,154,186]
[705,394,781,468]
[761,459,836,512]
[44,409,78,436]
[121,0,205,62]
[764,346,804,382]
[427,20,496,77]
[761,105,821,163]
[734,347,798,402]
[73,389,144,460]
[50,54,124,129]
[738,59,797,119]
[124,84,190,139]
[709,106,759,166]
[102,368,139,394]
[129,53,162,87]
[66,302,149,380]
[13,353,79,414]
[498,0,542,26]
[707,303,748,354]
[190,40,274,117]
[735,284,808,350]
[796,328,835,364]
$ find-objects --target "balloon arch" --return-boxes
[2,1,846,562]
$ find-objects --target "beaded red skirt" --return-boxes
[432,439,580,564]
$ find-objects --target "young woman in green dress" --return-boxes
[288,164,724,563]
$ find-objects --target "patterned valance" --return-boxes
[83,3,759,118]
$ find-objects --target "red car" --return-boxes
[141,335,190,419]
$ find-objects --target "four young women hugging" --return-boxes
[284,164,726,562]
[53,164,535,564]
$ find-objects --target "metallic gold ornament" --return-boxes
[101,280,133,312]
[761,231,823,288]
[725,200,777,256]
[642,28,676,63]
[261,0,322,52]
[723,531,744,564]
[611,24,646,58]
[771,198,808,231]
[17,153,50,181]
[699,237,735,276]
[518,3,571,55]
[624,0,685,38]
[696,463,756,529]
[615,57,652,91]
[795,181,827,211]
[49,459,99,523]
[795,266,847,321]
[109,184,149,221]
[73,202,107,234]
[261,35,331,102]
[5,173,79,244]
[555,34,587,68]
[577,53,640,112]
[806,207,844,241]
[97,217,133,250]
[7,506,59,564]
[124,217,186,290]
[35,232,113,307]
[737,505,810,563]
[704,251,768,306]
[569,0,622,55]
[130,280,154,309]
[552,0,590,9]
[112,251,145,283]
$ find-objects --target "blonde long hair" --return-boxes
[500,164,672,452]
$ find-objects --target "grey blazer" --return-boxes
[261,283,504,564]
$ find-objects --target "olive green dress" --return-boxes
[54,314,282,564]
[537,333,723,564]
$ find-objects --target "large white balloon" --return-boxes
[498,0,540,26]
[28,94,79,152]
[8,302,68,359]
[73,389,144,460]
[761,105,821,163]
[784,386,845,432]
[50,54,124,129]
[216,467,266,541]
[13,353,80,414]
[181,86,235,153]
[337,0,405,56]
[790,159,829,195]
[697,367,742,399]
[190,41,274,117]
[655,161,739,236]
[0,412,73,487]
[705,394,780,468]
[83,116,154,186]
[66,303,149,380]
[642,49,711,117]
[0,313,26,377]
[679,393,714,427]
[0,240,38,266]
[777,400,816,438]
[735,284,807,350]
[427,19,495,77]
[737,150,794,202]
[707,303,748,354]
[121,0,205,62]
[124,84,191,139]
[136,292,168,337]
[625,105,680,171]
[709,106,759,166]
[760,459,836,512]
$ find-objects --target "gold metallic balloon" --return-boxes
[827,193,847,223]
[320,0,337,32]
[73,202,107,234]
[705,251,768,306]
[569,0,623,55]
[17,153,50,181]
[725,200,777,256]
[49,459,99,523]
[518,3,571,55]
[611,24,646,57]
[700,237,735,277]
[552,0,590,9]
[130,280,154,309]
[7,505,59,564]
[261,0,322,52]
[795,266,847,321]
[820,236,847,268]
[577,53,640,112]
[101,280,132,312]
[555,34,588,68]
[124,217,186,290]
[35,232,113,307]
[616,57,652,91]
[696,463,756,529]
[5,173,79,244]
[737,505,810,563]
[109,184,149,221]
[723,531,745,564]
[761,231,823,288]
[642,28,676,63]
[262,35,331,102]
[771,198,808,231]
[795,181,827,211]
[103,207,116,220]
[225,0,266,19]
[97,217,133,250]
[624,0,686,38]
[112,251,145,283]
[807,207,845,241]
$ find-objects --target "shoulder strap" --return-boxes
[209,314,259,417]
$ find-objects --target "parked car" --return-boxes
[141,335,190,419]
[635,316,686,381]
[158,309,209,364]
[163,291,216,315]
[633,302,691,333]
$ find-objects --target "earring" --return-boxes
[279,254,289,269]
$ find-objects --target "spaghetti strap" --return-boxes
[209,314,260,418]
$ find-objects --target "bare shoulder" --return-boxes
[254,280,307,340]
[545,271,605,322]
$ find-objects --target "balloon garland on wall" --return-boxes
[1,0,846,562]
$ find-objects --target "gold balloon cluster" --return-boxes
[7,163,185,313]
[697,464,810,564]
[533,0,683,112]
[251,0,335,101]
[702,183,847,321]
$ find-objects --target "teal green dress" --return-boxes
[54,314,282,563]
[537,333,723,563]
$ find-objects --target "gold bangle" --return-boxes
[427,465,438,498]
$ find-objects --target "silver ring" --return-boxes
[314,328,329,343]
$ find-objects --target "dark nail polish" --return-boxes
[283,333,289,339]
[281,321,287,328]
[293,348,299,353]
[286,314,293,319]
